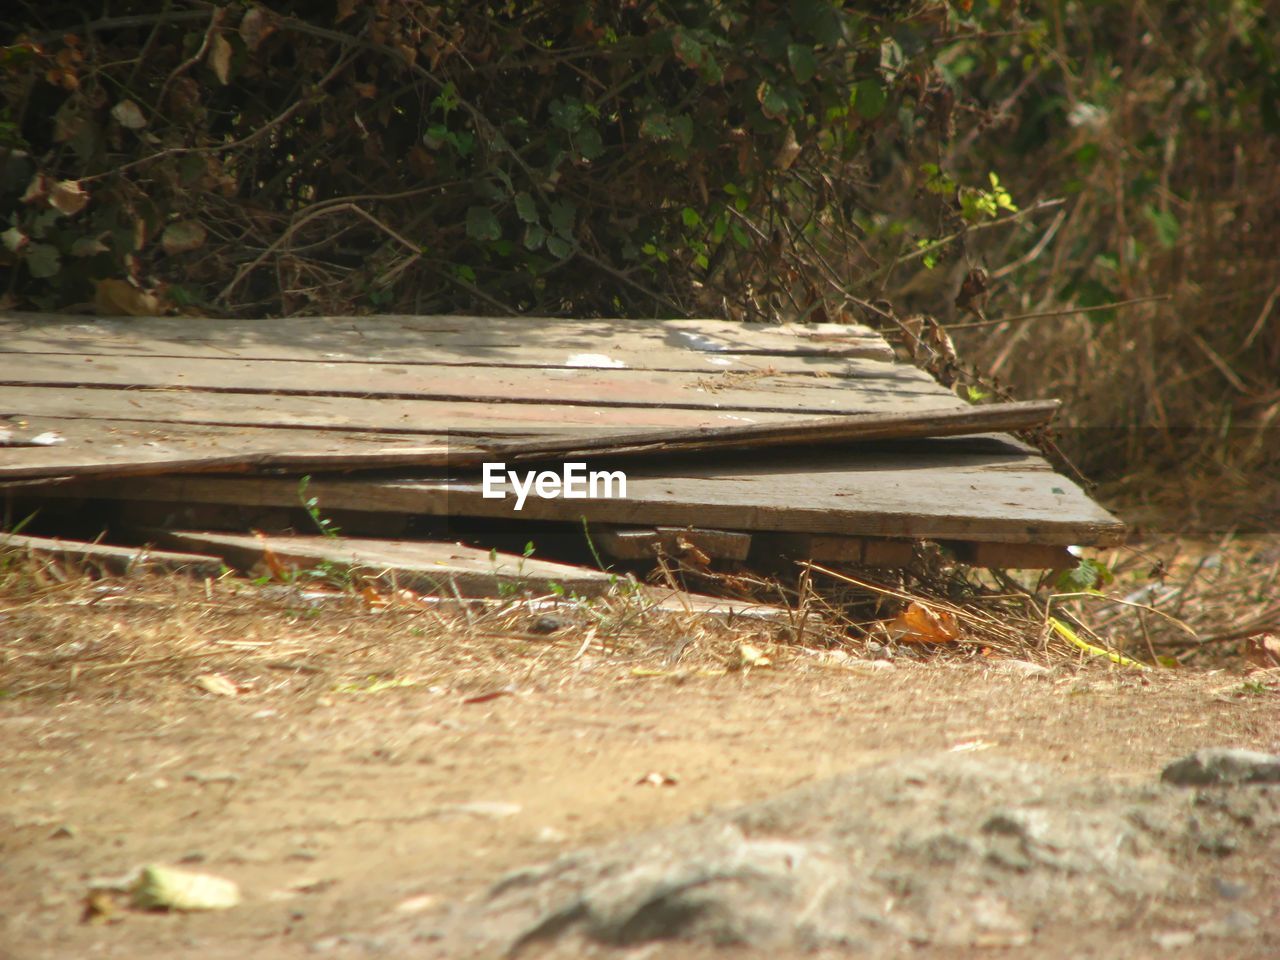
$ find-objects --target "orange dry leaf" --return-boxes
[359,585,390,608]
[888,601,960,644]
[252,530,291,580]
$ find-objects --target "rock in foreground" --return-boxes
[421,752,1278,957]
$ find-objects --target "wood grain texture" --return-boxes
[153,530,618,597]
[0,313,894,365]
[0,532,224,577]
[1,351,951,412]
[44,441,1125,545]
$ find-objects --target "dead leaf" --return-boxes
[194,674,239,697]
[462,687,515,705]
[636,771,678,787]
[70,236,110,257]
[736,642,772,668]
[239,7,276,51]
[81,888,120,924]
[161,221,207,255]
[209,34,233,85]
[1244,634,1280,669]
[955,267,990,320]
[359,585,390,608]
[1,226,26,253]
[675,535,711,569]
[774,126,801,171]
[130,865,240,911]
[110,99,148,129]
[888,601,960,644]
[252,530,291,580]
[21,172,50,205]
[49,179,90,216]
[92,278,163,316]
[394,894,436,914]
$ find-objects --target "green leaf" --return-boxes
[680,207,701,229]
[545,235,573,259]
[24,243,60,278]
[549,97,585,132]
[787,44,818,84]
[465,206,502,242]
[1142,205,1180,249]
[671,29,704,69]
[671,114,694,146]
[793,0,845,47]
[639,112,674,141]
[853,79,886,119]
[758,82,789,121]
[548,200,576,238]
[577,126,604,160]
[523,223,547,250]
[1055,557,1114,593]
[514,192,538,224]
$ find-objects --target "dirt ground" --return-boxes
[2,565,1278,959]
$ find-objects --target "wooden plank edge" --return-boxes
[0,401,1057,483]
[0,532,224,577]
[151,530,620,599]
[483,400,1061,463]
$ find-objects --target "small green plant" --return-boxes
[959,172,1018,222]
[581,517,611,572]
[1236,680,1271,697]
[298,476,340,540]
[1055,557,1115,593]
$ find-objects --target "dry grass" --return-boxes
[5,530,1276,707]
[0,549,811,703]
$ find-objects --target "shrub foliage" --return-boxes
[1,1,1276,487]
[1,1,1033,321]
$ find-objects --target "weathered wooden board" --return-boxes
[152,529,787,614]
[0,313,895,366]
[0,402,1058,480]
[487,401,1059,462]
[0,385,814,436]
[0,416,465,479]
[43,440,1125,546]
[1,352,953,412]
[153,530,619,597]
[0,312,1124,550]
[0,532,224,577]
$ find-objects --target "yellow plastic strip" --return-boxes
[1049,616,1149,670]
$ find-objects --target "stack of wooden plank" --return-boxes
[0,312,1124,594]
